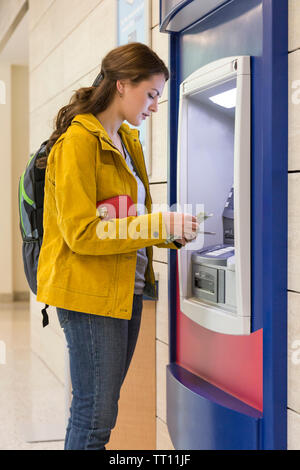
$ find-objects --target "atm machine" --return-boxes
[177,56,251,335]
[160,0,288,450]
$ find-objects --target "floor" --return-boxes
[0,301,65,450]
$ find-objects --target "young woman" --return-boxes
[36,42,198,450]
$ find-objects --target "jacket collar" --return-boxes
[71,113,139,146]
[71,113,148,191]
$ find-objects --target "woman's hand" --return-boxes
[162,212,199,241]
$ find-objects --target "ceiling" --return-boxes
[0,11,28,66]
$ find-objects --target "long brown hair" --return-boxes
[45,42,169,156]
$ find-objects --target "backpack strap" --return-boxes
[41,304,49,327]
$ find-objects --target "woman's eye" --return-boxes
[148,93,155,99]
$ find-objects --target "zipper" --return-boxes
[26,153,35,169]
[20,171,35,206]
[19,177,26,236]
[134,133,156,291]
[134,133,151,200]
[102,136,148,193]
[109,139,138,315]
[120,139,142,181]
[122,135,156,291]
[133,131,149,184]
[124,133,149,192]
[102,135,156,291]
[102,138,138,189]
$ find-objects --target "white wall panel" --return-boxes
[153,261,169,344]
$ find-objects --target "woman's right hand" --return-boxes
[162,212,199,242]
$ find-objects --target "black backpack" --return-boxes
[18,140,50,327]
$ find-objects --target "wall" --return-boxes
[12,65,30,297]
[287,0,300,451]
[25,0,300,450]
[0,0,27,51]
[27,0,172,449]
[0,63,13,298]
[0,64,30,300]
[0,0,30,299]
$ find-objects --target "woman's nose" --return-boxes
[149,96,159,113]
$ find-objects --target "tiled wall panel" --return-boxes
[289,0,300,52]
[288,291,300,415]
[30,0,115,112]
[150,101,168,183]
[153,261,169,344]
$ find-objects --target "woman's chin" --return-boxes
[127,116,143,127]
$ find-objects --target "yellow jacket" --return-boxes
[36,113,178,319]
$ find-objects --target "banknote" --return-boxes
[196,212,214,224]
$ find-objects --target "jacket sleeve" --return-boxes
[54,134,169,256]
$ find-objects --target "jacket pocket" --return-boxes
[64,253,117,297]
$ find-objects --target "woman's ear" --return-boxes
[116,79,126,97]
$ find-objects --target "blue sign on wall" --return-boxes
[117,0,149,45]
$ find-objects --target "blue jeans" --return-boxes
[56,294,143,450]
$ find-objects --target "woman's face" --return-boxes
[117,74,166,127]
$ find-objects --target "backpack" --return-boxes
[18,140,50,327]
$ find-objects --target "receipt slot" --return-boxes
[177,56,251,335]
